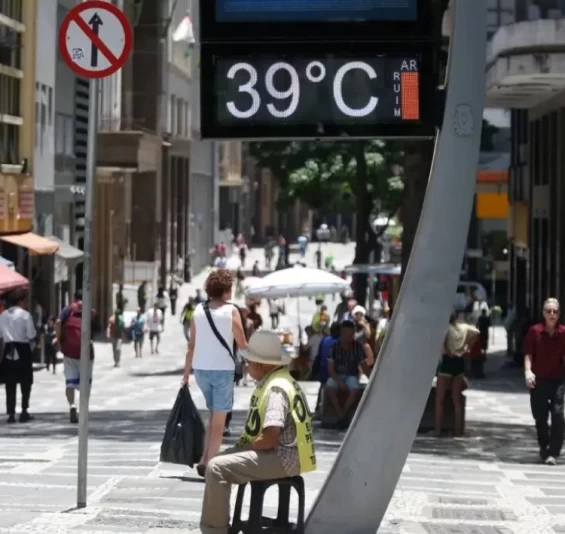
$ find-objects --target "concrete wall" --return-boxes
[188,0,216,270]
[34,0,56,192]
[54,2,77,234]
[34,0,57,235]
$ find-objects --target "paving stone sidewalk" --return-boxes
[0,263,563,533]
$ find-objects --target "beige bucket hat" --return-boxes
[241,330,296,366]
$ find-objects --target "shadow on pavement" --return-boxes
[412,419,538,464]
[130,367,185,378]
[160,475,205,484]
[2,407,538,464]
[465,351,525,394]
[0,409,345,453]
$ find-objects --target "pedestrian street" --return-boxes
[1,257,565,532]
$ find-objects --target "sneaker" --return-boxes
[545,456,557,466]
[7,415,16,424]
[223,427,232,437]
[19,412,34,423]
[70,406,79,424]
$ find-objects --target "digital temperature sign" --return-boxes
[200,45,436,139]
[215,0,418,22]
[199,0,432,41]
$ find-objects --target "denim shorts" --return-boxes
[325,374,360,390]
[194,369,234,412]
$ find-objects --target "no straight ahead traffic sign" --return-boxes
[58,0,132,79]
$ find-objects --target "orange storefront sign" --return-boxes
[476,192,509,219]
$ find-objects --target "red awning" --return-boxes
[0,264,28,294]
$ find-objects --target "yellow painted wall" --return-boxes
[476,192,509,219]
[512,201,528,248]
[0,0,36,235]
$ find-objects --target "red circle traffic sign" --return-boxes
[58,0,132,79]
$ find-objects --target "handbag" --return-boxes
[160,386,205,467]
[202,302,244,381]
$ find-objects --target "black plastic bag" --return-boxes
[160,386,205,467]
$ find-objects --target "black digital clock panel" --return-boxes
[200,43,437,139]
[200,0,433,41]
[215,0,418,22]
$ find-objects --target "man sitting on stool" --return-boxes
[200,330,317,534]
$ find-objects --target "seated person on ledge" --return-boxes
[325,320,374,426]
[200,330,317,534]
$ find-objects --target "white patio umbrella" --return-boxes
[245,267,349,338]
[242,276,261,290]
[245,267,349,299]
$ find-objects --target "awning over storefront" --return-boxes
[46,236,84,261]
[0,233,60,255]
[0,264,28,294]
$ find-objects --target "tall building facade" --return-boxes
[0,0,36,236]
[0,0,65,310]
[487,1,565,319]
[161,0,192,281]
[30,0,89,315]
[189,0,218,271]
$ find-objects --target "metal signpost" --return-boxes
[200,0,486,532]
[58,0,132,508]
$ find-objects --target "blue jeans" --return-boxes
[325,375,360,390]
[194,369,234,412]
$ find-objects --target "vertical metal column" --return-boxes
[77,77,98,508]
[305,1,487,532]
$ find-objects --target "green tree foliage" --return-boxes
[249,140,404,304]
[249,140,403,213]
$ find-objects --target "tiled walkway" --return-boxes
[0,264,561,533]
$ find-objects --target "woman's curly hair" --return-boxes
[205,268,234,299]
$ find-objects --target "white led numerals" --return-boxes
[333,62,378,117]
[225,60,379,119]
[226,63,261,119]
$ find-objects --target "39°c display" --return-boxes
[200,47,437,139]
[219,56,419,122]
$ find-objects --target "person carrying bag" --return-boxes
[181,269,248,478]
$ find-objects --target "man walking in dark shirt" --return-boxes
[523,298,565,465]
[325,320,373,427]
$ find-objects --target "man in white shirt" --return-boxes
[146,303,163,354]
[0,289,36,423]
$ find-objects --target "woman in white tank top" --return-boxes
[182,269,247,476]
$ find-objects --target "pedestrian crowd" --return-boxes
[3,241,565,534]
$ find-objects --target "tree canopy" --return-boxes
[248,140,404,219]
[249,139,405,305]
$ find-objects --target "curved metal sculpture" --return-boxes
[305,1,487,532]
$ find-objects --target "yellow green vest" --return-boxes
[237,368,317,474]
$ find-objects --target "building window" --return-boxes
[55,113,74,157]
[184,101,190,137]
[170,95,176,134]
[0,0,23,22]
[176,98,183,137]
[0,26,22,70]
[47,87,53,126]
[0,73,20,117]
[0,122,19,164]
